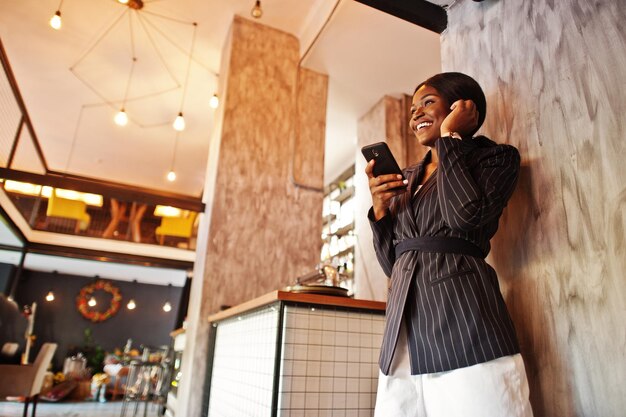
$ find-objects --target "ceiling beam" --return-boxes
[0,168,205,212]
[354,0,447,34]
[25,241,193,270]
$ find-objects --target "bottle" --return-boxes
[123,338,132,362]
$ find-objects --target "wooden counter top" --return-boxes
[208,290,386,323]
[170,327,186,337]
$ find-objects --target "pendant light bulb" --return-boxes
[251,0,263,18]
[114,109,128,126]
[173,112,185,131]
[209,94,219,109]
[45,291,55,302]
[167,170,177,182]
[88,296,97,307]
[127,299,136,310]
[163,301,172,312]
[50,11,62,30]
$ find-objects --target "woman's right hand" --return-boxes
[365,159,408,221]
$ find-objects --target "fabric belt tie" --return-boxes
[395,236,486,259]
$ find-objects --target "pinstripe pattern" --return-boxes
[369,136,521,375]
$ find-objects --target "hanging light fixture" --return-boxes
[50,11,62,30]
[209,93,219,109]
[251,0,263,18]
[49,0,64,30]
[166,132,180,182]
[114,109,129,126]
[172,112,185,131]
[172,22,198,131]
[115,53,137,126]
[88,296,97,307]
[162,283,173,312]
[127,279,138,310]
[46,270,59,302]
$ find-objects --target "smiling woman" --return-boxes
[366,72,533,417]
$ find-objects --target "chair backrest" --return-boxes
[46,190,88,220]
[28,343,57,397]
[158,212,198,238]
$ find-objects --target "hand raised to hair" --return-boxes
[440,99,479,138]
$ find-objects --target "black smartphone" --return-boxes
[361,141,405,179]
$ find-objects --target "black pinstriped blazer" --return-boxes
[369,135,521,375]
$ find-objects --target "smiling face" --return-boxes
[409,84,451,147]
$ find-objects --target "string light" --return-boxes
[45,291,55,302]
[172,112,185,131]
[162,283,173,312]
[114,109,129,126]
[50,11,62,30]
[127,279,138,310]
[251,0,263,18]
[209,93,219,109]
[167,132,180,182]
[49,1,64,30]
[115,52,137,126]
[173,22,197,131]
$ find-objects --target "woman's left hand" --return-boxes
[440,99,479,137]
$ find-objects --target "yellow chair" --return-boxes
[155,211,197,244]
[46,189,91,233]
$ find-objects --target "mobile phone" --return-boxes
[361,142,405,179]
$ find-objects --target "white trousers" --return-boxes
[374,322,533,417]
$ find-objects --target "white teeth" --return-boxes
[417,122,432,130]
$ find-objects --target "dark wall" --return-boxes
[13,269,183,370]
[0,262,15,295]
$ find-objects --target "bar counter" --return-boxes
[204,290,386,417]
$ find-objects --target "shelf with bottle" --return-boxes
[320,164,356,293]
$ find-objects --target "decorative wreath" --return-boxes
[76,280,122,322]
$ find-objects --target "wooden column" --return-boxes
[178,16,327,417]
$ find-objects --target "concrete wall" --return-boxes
[442,1,626,416]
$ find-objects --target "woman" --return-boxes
[366,72,532,417]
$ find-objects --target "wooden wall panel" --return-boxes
[442,1,626,416]
[179,17,327,417]
[203,17,325,314]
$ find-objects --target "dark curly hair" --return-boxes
[414,72,487,136]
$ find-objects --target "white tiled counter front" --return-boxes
[205,291,386,417]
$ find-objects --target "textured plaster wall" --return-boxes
[442,1,626,416]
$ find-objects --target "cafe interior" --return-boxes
[1,0,624,417]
